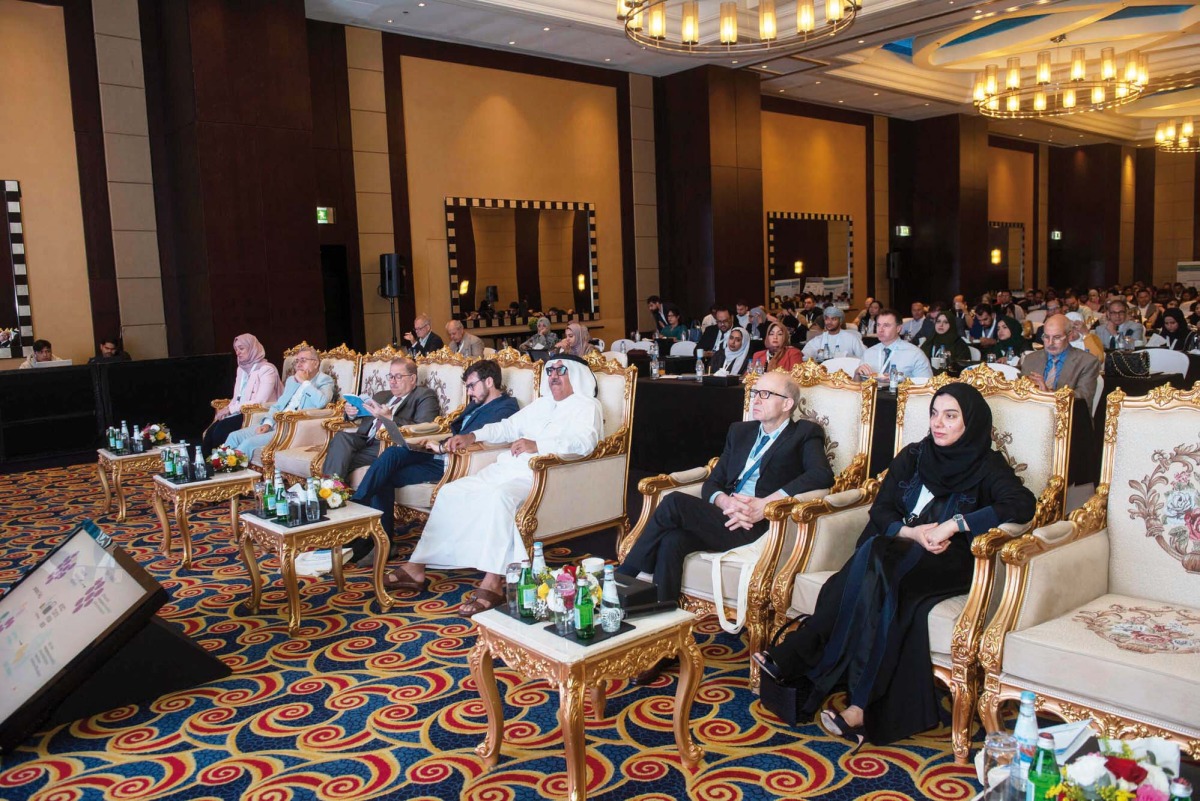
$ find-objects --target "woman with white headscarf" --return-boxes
[202,333,282,454]
[554,321,597,358]
[712,326,751,376]
[387,354,604,616]
[747,307,768,340]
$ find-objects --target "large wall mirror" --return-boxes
[445,197,599,329]
[988,221,1025,290]
[766,212,853,299]
[0,181,32,359]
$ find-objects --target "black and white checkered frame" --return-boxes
[988,221,1026,288]
[2,180,32,359]
[766,211,854,299]
[444,197,599,329]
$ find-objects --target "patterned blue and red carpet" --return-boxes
[0,465,982,800]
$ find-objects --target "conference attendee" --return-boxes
[852,297,875,330]
[380,355,604,615]
[1065,312,1105,360]
[746,307,768,341]
[855,309,933,380]
[698,306,734,354]
[661,306,688,340]
[223,346,334,462]
[750,322,804,372]
[986,316,1029,362]
[18,340,68,369]
[202,333,283,455]
[856,300,882,337]
[647,295,668,332]
[994,289,1025,321]
[899,302,934,344]
[735,300,751,329]
[1096,300,1146,349]
[619,370,833,682]
[1021,314,1100,404]
[554,321,597,357]
[754,383,1035,748]
[967,303,999,350]
[87,336,132,364]
[952,295,972,337]
[1133,287,1161,330]
[1085,288,1104,315]
[348,359,519,560]
[404,314,444,356]
[802,307,865,360]
[797,296,822,327]
[445,320,484,358]
[519,316,558,352]
[321,357,439,481]
[1157,308,1196,351]
[712,327,751,376]
[920,311,970,370]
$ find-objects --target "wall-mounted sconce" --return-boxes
[577,274,586,292]
[990,249,1002,265]
[793,260,804,275]
[459,279,470,295]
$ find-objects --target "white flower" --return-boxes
[1142,764,1170,794]
[1066,754,1111,788]
[327,493,344,508]
[321,479,335,491]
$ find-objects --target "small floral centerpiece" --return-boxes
[209,445,247,473]
[142,423,171,445]
[538,564,601,612]
[1050,738,1182,801]
[317,475,352,510]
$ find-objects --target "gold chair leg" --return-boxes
[470,642,503,768]
[951,676,976,765]
[674,629,705,769]
[98,463,113,513]
[558,671,589,801]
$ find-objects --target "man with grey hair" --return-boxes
[801,306,865,360]
[223,346,334,462]
[445,319,484,358]
[404,313,443,356]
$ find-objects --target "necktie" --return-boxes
[1044,356,1060,390]
[881,347,893,373]
[368,397,400,440]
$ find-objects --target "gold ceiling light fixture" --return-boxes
[973,42,1148,119]
[619,0,859,55]
[1156,117,1199,153]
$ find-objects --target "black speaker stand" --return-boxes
[387,296,400,348]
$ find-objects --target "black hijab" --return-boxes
[1160,308,1190,351]
[916,383,994,496]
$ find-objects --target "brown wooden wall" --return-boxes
[1047,144,1123,290]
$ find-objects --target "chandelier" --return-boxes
[1156,117,1199,153]
[973,46,1148,119]
[618,0,859,56]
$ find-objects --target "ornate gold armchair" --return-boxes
[768,369,1072,762]
[978,386,1200,759]
[205,340,324,443]
[617,361,878,687]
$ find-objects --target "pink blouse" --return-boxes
[228,361,282,414]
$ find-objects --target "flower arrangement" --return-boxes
[317,475,352,509]
[1050,738,1182,801]
[142,423,171,444]
[538,564,601,613]
[209,445,247,473]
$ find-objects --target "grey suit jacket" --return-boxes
[1020,348,1100,406]
[449,332,484,358]
[358,386,440,443]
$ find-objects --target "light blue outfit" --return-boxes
[223,372,335,461]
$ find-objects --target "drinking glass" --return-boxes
[254,482,266,514]
[505,562,523,614]
[554,578,576,635]
[305,498,321,523]
[986,353,997,363]
[287,496,302,526]
[982,732,1018,799]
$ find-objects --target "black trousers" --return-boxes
[617,492,767,602]
[202,414,244,455]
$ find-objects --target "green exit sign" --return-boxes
[317,206,336,225]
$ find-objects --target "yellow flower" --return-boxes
[155,432,166,441]
[319,487,332,499]
[225,455,237,466]
[537,583,550,600]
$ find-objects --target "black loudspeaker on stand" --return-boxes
[379,254,408,347]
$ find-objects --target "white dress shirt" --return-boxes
[802,329,865,359]
[863,339,933,379]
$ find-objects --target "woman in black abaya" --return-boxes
[754,383,1035,748]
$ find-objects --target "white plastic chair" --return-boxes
[1146,348,1189,377]
[610,339,637,353]
[626,340,653,352]
[602,350,629,366]
[483,347,497,358]
[669,340,697,357]
[968,346,982,361]
[820,357,862,377]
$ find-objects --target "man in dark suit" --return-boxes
[647,295,668,332]
[697,305,734,354]
[404,314,444,356]
[348,359,519,562]
[321,356,439,480]
[618,370,834,681]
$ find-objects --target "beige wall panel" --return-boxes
[364,313,393,350]
[92,0,139,39]
[631,138,655,174]
[1154,151,1196,285]
[345,26,383,72]
[98,83,148,136]
[116,277,166,325]
[356,192,394,235]
[358,232,396,265]
[353,151,392,195]
[94,32,144,87]
[631,105,654,141]
[107,181,157,231]
[112,230,161,279]
[0,0,93,367]
[399,56,623,343]
[629,73,653,109]
[761,112,867,303]
[987,146,1035,289]
[633,169,656,207]
[635,235,659,272]
[121,323,167,359]
[350,109,389,154]
[103,132,153,184]
[347,67,387,112]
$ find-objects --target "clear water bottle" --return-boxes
[531,541,546,577]
[305,478,321,522]
[1010,690,1039,792]
[599,565,623,633]
[695,352,705,381]
[650,354,659,379]
[887,365,898,392]
[193,447,207,480]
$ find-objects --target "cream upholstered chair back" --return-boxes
[589,353,636,440]
[319,344,361,400]
[359,345,405,397]
[494,348,542,408]
[1102,387,1200,606]
[743,362,877,487]
[415,349,473,422]
[281,341,316,382]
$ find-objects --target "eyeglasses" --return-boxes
[464,378,483,391]
[1043,334,1068,343]
[750,388,787,401]
[388,372,414,381]
[294,357,318,364]
[546,365,569,376]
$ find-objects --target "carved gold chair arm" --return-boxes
[240,403,267,420]
[211,398,231,411]
[999,483,1108,567]
[400,421,449,438]
[322,416,356,434]
[618,458,720,562]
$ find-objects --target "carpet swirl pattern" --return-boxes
[0,465,982,800]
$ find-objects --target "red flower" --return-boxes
[562,565,577,579]
[1184,508,1200,542]
[1104,757,1148,785]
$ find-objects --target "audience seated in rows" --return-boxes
[554,321,597,357]
[1020,314,1100,402]
[18,339,68,369]
[697,306,734,353]
[899,302,934,344]
[921,311,970,367]
[986,316,1028,361]
[711,326,751,376]
[88,336,132,365]
[661,306,688,340]
[519,316,558,352]
[404,314,444,356]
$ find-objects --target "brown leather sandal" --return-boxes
[383,566,428,591]
[458,587,506,617]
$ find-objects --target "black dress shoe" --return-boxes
[632,657,679,685]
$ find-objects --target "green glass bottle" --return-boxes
[263,480,276,518]
[1170,778,1193,801]
[1025,733,1060,801]
[573,577,594,640]
[516,560,536,619]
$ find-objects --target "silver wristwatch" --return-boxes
[953,514,968,533]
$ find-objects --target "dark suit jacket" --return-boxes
[702,419,834,500]
[410,332,444,356]
[451,394,519,435]
[364,386,440,442]
[698,325,732,353]
[1020,348,1100,406]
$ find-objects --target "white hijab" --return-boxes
[717,326,750,375]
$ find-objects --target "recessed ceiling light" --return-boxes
[1006,5,1018,10]
[924,102,930,105]
[604,57,611,62]
[838,99,844,103]
[509,40,516,45]
[815,80,821,84]
[417,2,425,6]
[779,89,785,92]
[543,26,550,31]
[873,92,879,96]
[387,18,393,22]
[857,39,864,43]
[732,59,739,64]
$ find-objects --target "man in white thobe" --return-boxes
[382,354,604,616]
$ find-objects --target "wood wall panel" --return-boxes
[1134,146,1155,284]
[1047,144,1122,289]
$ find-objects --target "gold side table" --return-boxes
[151,469,259,569]
[97,447,163,522]
[469,608,704,801]
[236,502,394,635]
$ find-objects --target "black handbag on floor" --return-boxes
[757,613,809,726]
[1105,349,1149,378]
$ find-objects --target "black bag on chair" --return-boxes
[758,613,809,726]
[1105,350,1149,378]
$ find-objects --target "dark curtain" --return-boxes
[455,207,476,314]
[515,208,541,311]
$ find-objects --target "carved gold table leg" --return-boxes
[558,668,590,801]
[229,495,241,546]
[673,627,705,769]
[589,684,606,720]
[113,463,128,522]
[331,543,345,592]
[240,530,263,613]
[175,497,196,569]
[154,488,172,557]
[98,462,113,513]
[470,641,503,768]
[370,519,395,612]
[280,545,302,635]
